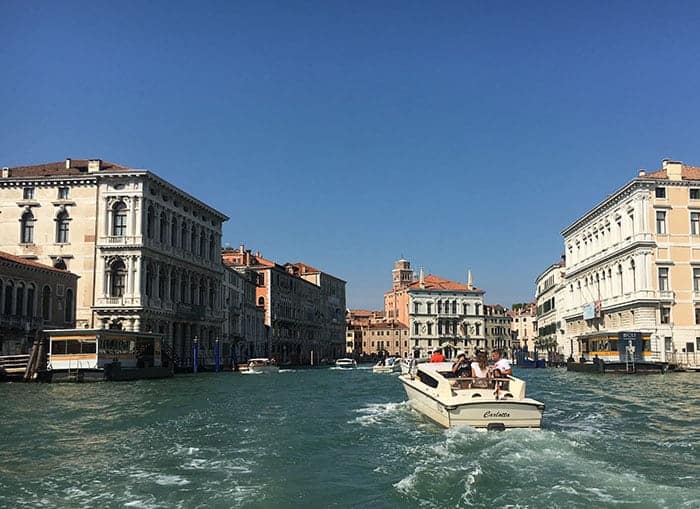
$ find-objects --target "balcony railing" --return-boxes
[98,235,143,245]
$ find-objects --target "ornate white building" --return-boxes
[561,159,700,364]
[534,261,568,357]
[0,159,228,368]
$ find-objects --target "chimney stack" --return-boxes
[1,167,8,178]
[88,159,102,173]
[663,158,683,181]
[638,169,646,177]
[65,158,72,169]
[467,269,473,289]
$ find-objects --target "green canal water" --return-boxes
[1,367,698,508]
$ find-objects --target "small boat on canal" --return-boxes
[334,358,357,369]
[244,358,279,374]
[372,360,399,374]
[399,362,545,430]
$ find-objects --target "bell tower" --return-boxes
[392,259,413,290]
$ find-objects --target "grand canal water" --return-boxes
[1,367,698,508]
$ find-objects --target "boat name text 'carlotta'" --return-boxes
[483,410,511,418]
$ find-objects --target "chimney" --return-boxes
[1,167,8,178]
[663,158,683,181]
[638,169,646,177]
[467,269,473,289]
[419,267,425,289]
[65,158,72,169]
[88,159,102,173]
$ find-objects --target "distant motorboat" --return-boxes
[400,357,428,375]
[399,361,545,430]
[372,361,399,374]
[245,358,279,374]
[334,358,357,369]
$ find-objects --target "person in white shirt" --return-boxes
[491,349,512,377]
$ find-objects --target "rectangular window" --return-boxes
[23,187,34,200]
[660,306,671,324]
[664,337,673,351]
[58,187,69,199]
[659,267,668,292]
[427,323,432,335]
[691,188,700,200]
[695,307,700,325]
[426,302,432,314]
[694,268,700,292]
[655,187,666,198]
[656,211,667,234]
[692,213,700,236]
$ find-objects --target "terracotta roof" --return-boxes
[4,159,130,178]
[291,262,321,274]
[0,251,77,275]
[407,274,482,292]
[640,164,700,181]
[348,309,374,316]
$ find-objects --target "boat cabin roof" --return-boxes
[248,358,270,363]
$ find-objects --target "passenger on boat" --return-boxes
[429,349,446,363]
[470,350,491,388]
[491,349,512,377]
[451,352,470,377]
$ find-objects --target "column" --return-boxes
[104,197,112,238]
[134,255,142,300]
[134,196,143,239]
[154,261,160,304]
[96,256,107,298]
[128,255,136,298]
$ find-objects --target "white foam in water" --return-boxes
[278,369,296,373]
[349,401,410,426]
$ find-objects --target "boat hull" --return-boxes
[401,378,544,429]
[248,366,280,374]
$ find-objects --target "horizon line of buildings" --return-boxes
[0,158,345,365]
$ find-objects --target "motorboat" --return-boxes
[246,358,279,374]
[372,360,399,374]
[334,358,357,369]
[399,362,545,429]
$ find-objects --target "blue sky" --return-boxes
[2,1,700,309]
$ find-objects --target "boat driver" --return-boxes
[429,348,446,363]
[451,352,470,377]
[491,349,512,378]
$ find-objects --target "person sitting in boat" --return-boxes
[491,349,512,378]
[429,348,446,363]
[470,350,491,388]
[451,352,470,377]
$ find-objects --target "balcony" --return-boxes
[95,296,143,307]
[658,290,675,302]
[98,235,143,246]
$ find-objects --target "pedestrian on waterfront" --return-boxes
[429,348,446,363]
[451,351,469,376]
[491,349,512,377]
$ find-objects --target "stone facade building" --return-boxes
[0,159,227,368]
[508,303,537,349]
[484,304,512,353]
[222,245,346,364]
[535,261,569,357]
[222,265,267,363]
[0,251,78,355]
[384,260,486,358]
[561,159,700,364]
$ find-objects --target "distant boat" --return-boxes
[245,358,279,374]
[517,358,546,368]
[372,360,399,374]
[334,358,357,369]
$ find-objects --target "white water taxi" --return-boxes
[400,357,428,375]
[246,358,279,374]
[399,362,545,430]
[372,361,399,374]
[334,358,357,369]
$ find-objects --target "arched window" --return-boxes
[16,283,25,316]
[181,275,188,303]
[171,218,178,247]
[159,212,167,243]
[199,232,206,258]
[27,284,35,317]
[190,277,196,304]
[65,288,74,323]
[56,210,70,243]
[146,206,155,238]
[209,236,216,261]
[170,270,178,300]
[145,262,154,296]
[20,210,35,244]
[181,222,188,250]
[41,285,51,321]
[112,202,127,236]
[3,281,12,315]
[158,267,166,299]
[199,278,207,305]
[109,259,127,297]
